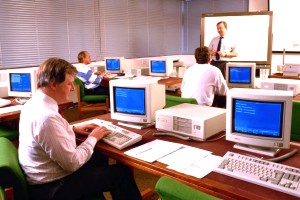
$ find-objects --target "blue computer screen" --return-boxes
[114,87,145,115]
[229,67,251,84]
[10,73,31,92]
[106,59,121,71]
[232,99,283,138]
[151,60,166,73]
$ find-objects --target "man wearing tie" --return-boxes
[209,21,238,78]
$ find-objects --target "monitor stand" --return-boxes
[234,143,280,157]
[117,121,155,130]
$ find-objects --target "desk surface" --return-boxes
[0,98,73,122]
[76,114,300,200]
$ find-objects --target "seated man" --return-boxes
[76,51,109,95]
[181,46,228,106]
[18,57,142,200]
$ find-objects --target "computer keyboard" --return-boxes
[214,151,300,198]
[0,104,23,114]
[0,98,11,107]
[73,118,142,150]
[105,73,118,78]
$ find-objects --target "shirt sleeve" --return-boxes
[215,70,228,96]
[36,115,97,172]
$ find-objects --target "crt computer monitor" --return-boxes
[104,57,125,74]
[109,78,165,129]
[226,62,256,88]
[226,88,293,157]
[149,57,173,77]
[6,67,39,98]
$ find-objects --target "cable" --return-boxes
[264,149,298,163]
[153,132,191,140]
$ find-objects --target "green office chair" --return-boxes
[0,126,19,141]
[74,77,109,119]
[0,137,106,200]
[164,94,198,108]
[291,100,300,141]
[0,137,28,200]
[0,186,6,200]
[155,176,221,200]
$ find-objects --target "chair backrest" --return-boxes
[74,77,85,99]
[155,176,220,200]
[0,137,28,200]
[165,95,198,108]
[291,100,300,141]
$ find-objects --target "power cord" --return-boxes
[263,149,298,163]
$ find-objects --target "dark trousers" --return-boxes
[28,151,142,200]
[210,60,228,79]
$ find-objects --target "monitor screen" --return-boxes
[9,73,32,92]
[232,99,283,138]
[150,60,166,73]
[106,59,121,71]
[114,87,146,115]
[228,67,251,84]
[226,88,293,156]
[226,62,256,88]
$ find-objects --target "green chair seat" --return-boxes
[164,95,198,108]
[155,176,221,200]
[0,126,19,141]
[82,95,108,102]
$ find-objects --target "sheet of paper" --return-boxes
[157,145,212,168]
[124,139,184,163]
[167,154,222,179]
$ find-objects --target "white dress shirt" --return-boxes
[181,63,228,106]
[209,35,237,61]
[18,90,97,185]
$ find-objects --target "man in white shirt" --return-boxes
[181,46,228,106]
[18,57,142,200]
[76,51,109,95]
[209,21,238,78]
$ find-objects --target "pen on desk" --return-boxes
[136,148,152,155]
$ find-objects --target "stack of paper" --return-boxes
[124,139,222,178]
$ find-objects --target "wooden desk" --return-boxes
[0,99,74,122]
[158,77,182,86]
[76,114,300,200]
[269,73,300,80]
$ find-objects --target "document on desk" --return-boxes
[157,145,222,178]
[124,139,183,163]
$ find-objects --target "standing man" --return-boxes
[181,46,228,106]
[76,51,109,95]
[18,57,142,200]
[209,21,238,78]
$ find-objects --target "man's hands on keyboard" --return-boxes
[72,119,142,150]
[73,123,111,140]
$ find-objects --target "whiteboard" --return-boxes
[201,11,272,65]
[269,0,300,52]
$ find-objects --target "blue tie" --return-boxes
[216,37,223,60]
